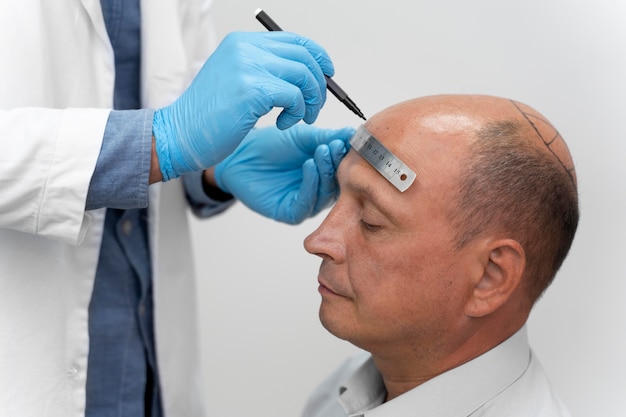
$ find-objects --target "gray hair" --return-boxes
[451,120,579,303]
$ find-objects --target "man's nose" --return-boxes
[303,204,347,262]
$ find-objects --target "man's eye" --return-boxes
[360,220,382,232]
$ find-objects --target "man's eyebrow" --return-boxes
[343,177,400,220]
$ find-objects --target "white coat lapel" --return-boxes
[78,0,111,47]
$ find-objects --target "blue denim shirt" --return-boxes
[85,1,232,416]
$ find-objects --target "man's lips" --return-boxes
[317,278,347,298]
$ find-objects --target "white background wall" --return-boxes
[189,1,626,415]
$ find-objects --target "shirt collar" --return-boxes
[337,326,531,417]
[337,355,386,416]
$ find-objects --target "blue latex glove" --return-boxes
[213,125,354,224]
[153,31,334,181]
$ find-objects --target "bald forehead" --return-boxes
[362,96,500,176]
[365,96,503,146]
[365,95,576,188]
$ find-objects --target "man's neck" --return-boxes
[371,324,523,401]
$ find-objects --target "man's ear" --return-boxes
[465,239,526,318]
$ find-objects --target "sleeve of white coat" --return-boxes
[0,107,110,245]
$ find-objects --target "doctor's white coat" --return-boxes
[0,1,217,416]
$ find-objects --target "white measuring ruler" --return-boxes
[349,125,416,192]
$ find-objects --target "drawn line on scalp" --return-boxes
[509,100,576,186]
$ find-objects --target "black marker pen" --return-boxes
[255,8,366,121]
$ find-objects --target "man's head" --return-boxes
[304,94,578,367]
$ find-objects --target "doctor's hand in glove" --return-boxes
[208,125,354,225]
[152,31,334,182]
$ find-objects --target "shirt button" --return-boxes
[67,366,79,380]
[121,220,133,235]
